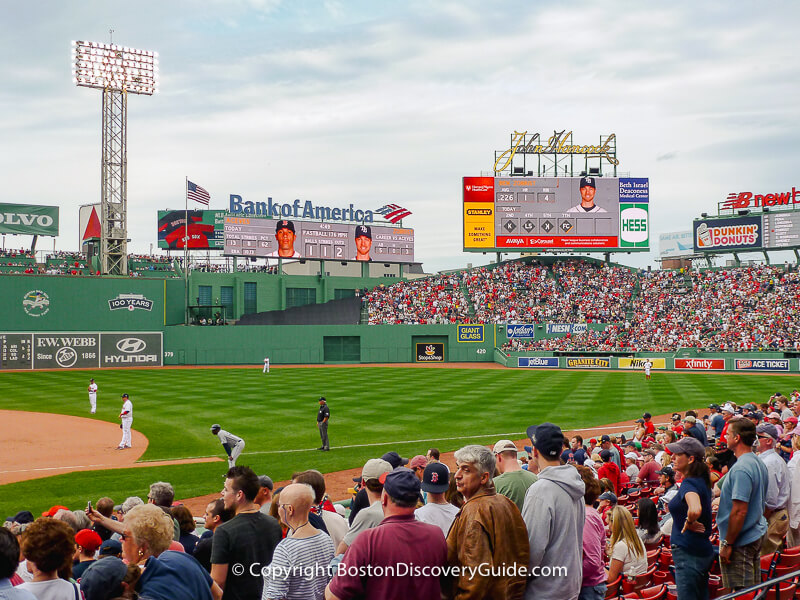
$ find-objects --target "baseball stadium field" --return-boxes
[0,365,793,517]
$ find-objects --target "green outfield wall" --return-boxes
[0,272,402,331]
[0,274,185,331]
[162,324,495,365]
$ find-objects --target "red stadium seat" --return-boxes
[622,565,657,595]
[646,548,660,566]
[606,575,623,599]
[761,582,797,600]
[762,552,779,580]
[777,551,800,568]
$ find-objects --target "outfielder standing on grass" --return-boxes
[88,378,98,414]
[211,424,245,467]
[117,393,132,449]
[263,356,270,374]
[643,358,653,381]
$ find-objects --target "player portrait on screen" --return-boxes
[354,224,372,261]
[269,219,301,258]
[567,176,607,214]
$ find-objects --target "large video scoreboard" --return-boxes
[463,176,649,252]
[223,216,414,263]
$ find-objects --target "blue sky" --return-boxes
[1,1,799,271]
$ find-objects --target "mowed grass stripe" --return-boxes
[0,366,790,516]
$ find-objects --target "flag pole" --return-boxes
[184,176,189,325]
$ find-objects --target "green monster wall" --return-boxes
[0,275,185,331]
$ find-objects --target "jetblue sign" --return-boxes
[735,359,790,372]
[546,323,588,335]
[518,357,559,368]
[507,324,536,339]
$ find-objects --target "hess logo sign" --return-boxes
[620,206,648,243]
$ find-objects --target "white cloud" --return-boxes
[1,0,799,271]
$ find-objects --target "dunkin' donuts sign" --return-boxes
[693,217,762,252]
[675,358,725,371]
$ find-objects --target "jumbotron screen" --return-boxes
[157,210,226,249]
[463,176,650,252]
[223,216,414,263]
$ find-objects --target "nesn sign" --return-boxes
[735,359,789,372]
[507,324,536,338]
[518,357,559,368]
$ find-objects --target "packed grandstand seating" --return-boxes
[365,274,470,324]
[3,250,799,351]
[4,401,799,599]
[362,258,800,352]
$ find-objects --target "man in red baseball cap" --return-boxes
[73,529,103,579]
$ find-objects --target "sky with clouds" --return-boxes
[1,0,799,271]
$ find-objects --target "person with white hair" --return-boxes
[263,483,334,600]
[444,444,529,599]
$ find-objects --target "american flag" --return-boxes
[375,203,412,224]
[187,180,211,206]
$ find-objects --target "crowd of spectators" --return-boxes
[464,261,562,323]
[0,249,34,259]
[6,394,800,599]
[365,275,470,324]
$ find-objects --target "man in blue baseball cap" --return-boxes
[354,225,372,261]
[567,176,607,214]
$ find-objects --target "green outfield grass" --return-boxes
[0,366,792,517]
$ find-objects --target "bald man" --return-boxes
[262,484,335,600]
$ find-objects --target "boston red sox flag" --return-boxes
[187,180,211,206]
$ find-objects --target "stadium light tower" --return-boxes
[71,40,159,275]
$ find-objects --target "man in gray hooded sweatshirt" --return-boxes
[522,423,586,600]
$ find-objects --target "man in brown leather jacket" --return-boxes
[445,444,530,600]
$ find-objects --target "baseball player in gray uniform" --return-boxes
[88,378,98,414]
[210,424,245,467]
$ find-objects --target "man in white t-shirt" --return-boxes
[415,462,458,537]
[88,378,98,414]
[117,393,133,449]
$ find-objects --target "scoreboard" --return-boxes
[223,216,415,263]
[764,212,800,248]
[463,176,649,252]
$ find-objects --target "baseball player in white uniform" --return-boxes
[643,358,653,381]
[88,378,98,414]
[118,393,133,449]
[263,357,270,374]
[211,424,245,467]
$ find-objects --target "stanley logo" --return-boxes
[466,209,493,216]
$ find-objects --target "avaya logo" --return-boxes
[116,338,146,353]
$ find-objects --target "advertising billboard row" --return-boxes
[0,332,162,370]
[463,176,649,252]
[693,213,800,253]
